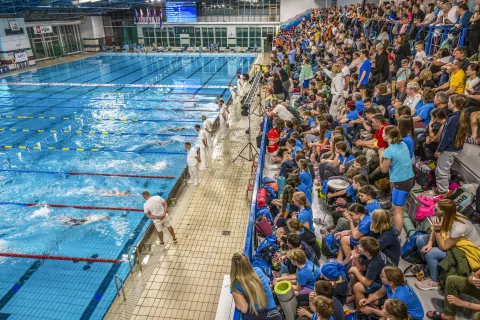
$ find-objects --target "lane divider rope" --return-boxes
[0,128,197,137]
[0,115,203,123]
[0,104,218,112]
[0,81,234,89]
[0,201,143,212]
[1,145,186,155]
[0,169,176,179]
[0,252,123,264]
[0,96,213,103]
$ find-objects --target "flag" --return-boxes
[139,8,144,22]
[146,8,150,23]
[134,8,139,24]
[159,8,163,29]
[153,8,157,22]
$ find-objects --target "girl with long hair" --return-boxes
[273,185,296,227]
[370,209,401,266]
[397,115,417,162]
[297,159,313,204]
[293,191,314,233]
[434,94,469,195]
[359,267,424,320]
[416,199,480,291]
[230,253,280,319]
[379,126,415,233]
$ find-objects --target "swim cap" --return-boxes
[320,262,345,280]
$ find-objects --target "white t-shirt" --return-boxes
[466,77,480,95]
[272,104,294,121]
[448,216,480,247]
[341,65,350,77]
[414,51,427,65]
[187,147,198,166]
[144,195,166,218]
[447,6,459,24]
[203,119,213,132]
[198,129,207,147]
[220,105,228,123]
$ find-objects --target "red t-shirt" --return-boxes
[374,124,389,149]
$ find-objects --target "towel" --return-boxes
[456,239,480,270]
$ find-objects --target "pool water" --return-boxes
[0,53,255,320]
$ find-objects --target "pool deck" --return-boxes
[104,53,269,320]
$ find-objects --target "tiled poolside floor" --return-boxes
[104,84,263,320]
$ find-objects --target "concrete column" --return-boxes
[80,16,105,52]
[0,18,35,70]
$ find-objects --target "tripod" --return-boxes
[249,94,264,117]
[233,105,258,162]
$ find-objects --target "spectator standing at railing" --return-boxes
[393,34,411,70]
[456,3,474,28]
[357,50,372,99]
[374,43,390,84]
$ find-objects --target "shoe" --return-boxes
[187,180,194,184]
[415,278,440,291]
[172,238,178,243]
[157,241,165,245]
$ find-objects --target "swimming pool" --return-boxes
[0,53,255,320]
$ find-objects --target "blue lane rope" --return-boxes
[1,145,187,155]
[0,104,219,112]
[0,127,198,137]
[0,96,215,103]
[0,115,205,123]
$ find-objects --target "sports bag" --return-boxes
[447,183,478,217]
[414,161,436,190]
[401,230,426,265]
[321,234,339,258]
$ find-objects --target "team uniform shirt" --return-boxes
[358,59,371,85]
[198,129,208,147]
[413,101,435,125]
[345,185,357,202]
[187,147,199,167]
[338,153,355,165]
[346,109,359,122]
[350,214,372,247]
[298,207,315,233]
[297,260,322,290]
[355,100,365,113]
[449,69,466,94]
[385,284,424,320]
[374,125,389,149]
[365,200,381,214]
[231,267,276,312]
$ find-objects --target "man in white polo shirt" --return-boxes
[267,99,294,121]
[142,190,177,245]
[185,142,200,186]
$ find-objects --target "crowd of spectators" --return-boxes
[229,2,480,320]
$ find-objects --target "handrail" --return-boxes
[127,245,142,272]
[233,115,269,320]
[114,275,126,301]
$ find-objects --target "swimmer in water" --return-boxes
[100,190,135,197]
[167,127,185,132]
[144,140,172,146]
[59,215,110,226]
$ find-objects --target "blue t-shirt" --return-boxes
[365,200,381,214]
[297,260,322,290]
[291,145,302,160]
[324,130,332,142]
[298,207,314,233]
[231,267,277,311]
[358,59,371,85]
[385,284,424,320]
[402,135,415,160]
[299,171,313,190]
[312,315,334,320]
[414,101,435,125]
[338,153,355,165]
[357,214,372,237]
[307,117,316,129]
[383,142,415,182]
[346,109,359,121]
[355,100,365,113]
[346,185,357,202]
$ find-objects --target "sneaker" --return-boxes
[415,278,440,291]
[157,241,165,245]
[172,238,178,243]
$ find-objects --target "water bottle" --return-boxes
[319,179,327,199]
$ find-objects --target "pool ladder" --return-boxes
[127,243,152,273]
[114,276,126,301]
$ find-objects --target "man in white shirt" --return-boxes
[143,190,177,245]
[185,142,200,186]
[266,103,294,121]
[201,115,213,147]
[195,124,208,171]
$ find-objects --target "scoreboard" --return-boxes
[165,1,197,23]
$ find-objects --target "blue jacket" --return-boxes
[437,111,463,153]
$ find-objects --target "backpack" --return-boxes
[414,161,436,190]
[252,257,274,281]
[321,234,339,258]
[447,184,478,218]
[256,216,273,237]
[401,230,426,267]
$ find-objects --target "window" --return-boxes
[215,27,227,47]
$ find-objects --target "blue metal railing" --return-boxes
[233,115,270,320]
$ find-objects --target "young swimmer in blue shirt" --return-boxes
[357,185,381,214]
[296,159,313,204]
[293,192,314,233]
[359,267,424,320]
[286,249,322,295]
[304,296,335,320]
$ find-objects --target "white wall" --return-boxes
[0,18,34,66]
[280,0,325,22]
[80,16,105,52]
